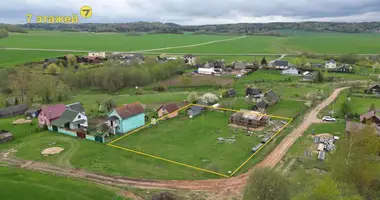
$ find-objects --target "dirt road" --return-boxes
[0,87,348,194]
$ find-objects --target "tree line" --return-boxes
[19,22,380,34]
[0,23,28,33]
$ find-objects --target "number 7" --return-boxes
[82,9,90,16]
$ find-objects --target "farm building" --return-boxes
[224,89,237,98]
[233,61,250,70]
[269,60,289,69]
[157,104,179,119]
[366,84,380,95]
[246,88,263,101]
[302,71,317,81]
[38,104,66,127]
[184,54,196,66]
[88,52,106,58]
[325,59,337,69]
[336,64,352,73]
[107,103,145,134]
[50,109,88,131]
[252,100,269,112]
[282,67,300,75]
[264,90,280,105]
[66,102,85,114]
[0,130,13,144]
[25,109,40,118]
[0,104,29,118]
[198,67,222,75]
[360,110,380,125]
[230,109,269,129]
[187,104,205,118]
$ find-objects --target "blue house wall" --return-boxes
[120,113,145,133]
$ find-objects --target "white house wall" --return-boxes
[72,113,88,127]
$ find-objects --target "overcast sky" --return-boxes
[1,0,380,25]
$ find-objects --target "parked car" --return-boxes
[322,116,336,122]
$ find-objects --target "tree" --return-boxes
[340,99,353,116]
[187,92,199,103]
[199,93,218,105]
[45,63,60,75]
[315,71,324,83]
[14,97,18,105]
[243,168,291,200]
[0,28,9,38]
[261,57,268,66]
[151,192,178,200]
[66,54,77,67]
[99,98,116,113]
[369,103,376,111]
[329,125,380,196]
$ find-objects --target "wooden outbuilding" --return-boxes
[0,130,13,144]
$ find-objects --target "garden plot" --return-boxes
[113,109,289,176]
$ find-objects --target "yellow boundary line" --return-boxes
[108,143,229,178]
[107,103,292,177]
[230,118,293,176]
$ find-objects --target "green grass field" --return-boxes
[0,50,72,68]
[0,167,124,200]
[2,31,380,55]
[114,110,270,175]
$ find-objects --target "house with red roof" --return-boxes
[38,104,66,127]
[107,103,145,134]
[157,104,179,119]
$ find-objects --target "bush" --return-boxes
[153,86,167,92]
[135,88,144,95]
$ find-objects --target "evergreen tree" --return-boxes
[261,57,268,66]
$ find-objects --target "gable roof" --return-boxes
[0,104,29,117]
[226,89,237,96]
[188,105,204,116]
[326,59,336,64]
[273,60,289,66]
[51,109,80,126]
[40,104,66,120]
[265,90,279,102]
[360,110,380,122]
[369,83,380,90]
[246,88,262,96]
[114,103,144,119]
[256,101,268,109]
[158,104,179,113]
[184,54,194,58]
[66,102,85,113]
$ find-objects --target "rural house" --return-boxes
[224,89,237,98]
[366,84,380,95]
[184,54,196,66]
[25,109,40,118]
[0,130,13,144]
[264,90,280,105]
[107,103,145,134]
[88,52,106,58]
[336,64,352,73]
[233,61,248,70]
[269,60,289,69]
[302,71,317,81]
[360,110,380,125]
[38,104,66,127]
[157,104,179,119]
[0,104,29,118]
[230,110,269,129]
[246,88,263,101]
[50,109,88,131]
[325,59,337,69]
[66,102,85,114]
[281,67,300,75]
[252,100,269,112]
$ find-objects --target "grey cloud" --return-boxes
[1,0,380,24]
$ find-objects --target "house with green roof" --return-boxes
[51,109,88,131]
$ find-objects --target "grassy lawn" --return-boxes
[114,110,269,175]
[280,33,380,54]
[0,167,124,200]
[0,116,39,138]
[0,32,234,52]
[304,122,346,136]
[267,100,306,118]
[349,96,380,114]
[0,50,73,67]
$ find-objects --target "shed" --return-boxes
[0,104,29,118]
[265,90,279,104]
[245,88,262,97]
[0,130,13,144]
[224,89,237,98]
[187,105,205,117]
[25,109,40,118]
[157,104,179,119]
